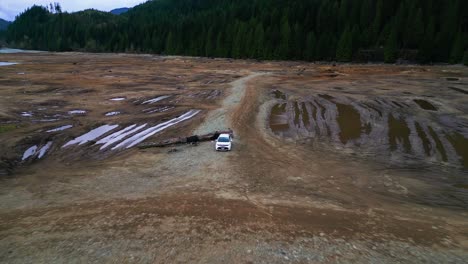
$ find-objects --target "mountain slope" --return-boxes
[0,18,11,31]
[4,0,468,63]
[110,8,129,15]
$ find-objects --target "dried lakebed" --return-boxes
[1,53,468,263]
[8,90,206,164]
[21,110,200,161]
[269,92,468,169]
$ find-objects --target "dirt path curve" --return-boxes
[195,72,267,135]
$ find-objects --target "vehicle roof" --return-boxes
[218,133,231,137]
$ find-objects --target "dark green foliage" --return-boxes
[450,32,464,64]
[304,31,316,61]
[5,0,467,63]
[384,28,398,63]
[336,27,353,62]
[464,50,468,66]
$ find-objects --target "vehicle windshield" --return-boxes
[217,137,230,142]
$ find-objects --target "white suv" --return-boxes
[215,133,232,151]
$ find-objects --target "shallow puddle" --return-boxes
[293,102,301,127]
[105,111,121,116]
[142,95,171,104]
[446,132,468,168]
[319,94,334,101]
[414,122,431,156]
[110,97,126,101]
[37,141,52,159]
[47,125,73,132]
[269,103,289,133]
[388,115,411,152]
[414,99,437,111]
[22,145,38,160]
[63,125,119,147]
[336,103,362,144]
[301,102,310,127]
[68,110,87,115]
[112,110,200,149]
[33,119,60,123]
[308,103,317,121]
[0,49,20,53]
[143,106,175,114]
[0,62,18,66]
[96,124,147,150]
[454,184,468,189]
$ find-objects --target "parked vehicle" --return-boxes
[215,133,232,151]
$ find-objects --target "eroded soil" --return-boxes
[1,53,468,263]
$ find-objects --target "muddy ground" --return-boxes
[0,52,468,263]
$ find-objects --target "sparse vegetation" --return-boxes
[0,124,16,134]
[464,50,468,66]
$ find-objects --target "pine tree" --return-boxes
[449,32,464,64]
[252,23,265,58]
[336,27,352,62]
[384,28,398,63]
[435,2,459,62]
[317,33,333,60]
[165,31,175,54]
[304,31,316,61]
[351,25,360,55]
[292,23,304,59]
[370,0,383,45]
[418,18,435,63]
[406,8,424,49]
[3,0,466,64]
[463,50,468,66]
[205,26,214,57]
[215,32,224,58]
[360,0,372,29]
[231,22,245,59]
[279,15,291,59]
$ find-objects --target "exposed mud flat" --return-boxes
[1,53,468,263]
[261,64,468,215]
[0,53,234,166]
[268,84,468,170]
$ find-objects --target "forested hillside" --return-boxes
[0,19,11,31]
[110,8,130,15]
[5,0,468,63]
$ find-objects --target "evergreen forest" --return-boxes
[4,0,468,64]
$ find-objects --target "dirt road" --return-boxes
[1,53,468,263]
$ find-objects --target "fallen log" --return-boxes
[138,130,234,149]
[138,132,217,149]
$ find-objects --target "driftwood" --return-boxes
[138,130,233,149]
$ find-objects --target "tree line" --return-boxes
[5,0,468,64]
